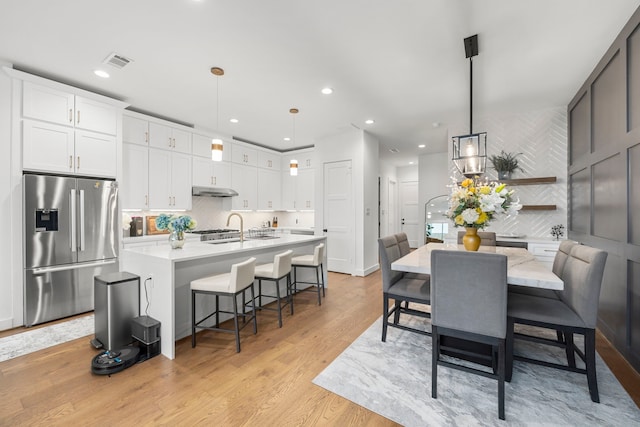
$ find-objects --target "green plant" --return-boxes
[489,151,522,173]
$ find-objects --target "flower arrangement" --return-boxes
[155,213,197,233]
[122,212,132,231]
[447,177,522,229]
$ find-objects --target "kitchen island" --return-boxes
[121,234,327,359]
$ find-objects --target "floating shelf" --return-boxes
[520,205,557,211]
[501,176,557,186]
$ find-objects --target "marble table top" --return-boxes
[391,243,563,290]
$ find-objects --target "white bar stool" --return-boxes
[248,250,293,328]
[191,257,257,353]
[291,243,325,305]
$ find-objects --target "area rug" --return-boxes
[0,314,94,362]
[313,315,640,426]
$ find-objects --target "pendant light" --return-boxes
[289,108,299,176]
[452,35,487,178]
[211,67,224,162]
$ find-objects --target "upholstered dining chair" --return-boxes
[431,250,508,420]
[378,235,431,342]
[191,257,257,353]
[395,232,429,281]
[291,243,325,305]
[506,244,607,403]
[457,231,497,246]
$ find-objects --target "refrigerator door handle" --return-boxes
[79,189,85,251]
[70,189,77,252]
[31,259,117,275]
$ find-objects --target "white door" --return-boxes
[324,160,353,274]
[400,181,419,248]
[388,178,397,235]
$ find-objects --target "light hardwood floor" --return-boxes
[1,271,638,426]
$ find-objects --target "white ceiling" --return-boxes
[1,0,639,166]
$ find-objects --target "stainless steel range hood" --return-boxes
[192,186,238,197]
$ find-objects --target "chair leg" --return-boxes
[382,297,389,342]
[292,266,297,294]
[232,295,241,353]
[498,339,506,420]
[432,326,438,399]
[250,284,258,335]
[315,266,322,305]
[506,317,515,382]
[320,263,326,297]
[275,278,283,328]
[287,273,294,315]
[565,331,576,368]
[215,295,220,327]
[393,300,401,324]
[191,290,196,348]
[585,329,599,403]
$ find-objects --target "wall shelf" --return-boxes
[520,204,557,211]
[501,176,557,186]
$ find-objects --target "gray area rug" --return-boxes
[313,314,640,426]
[0,314,94,362]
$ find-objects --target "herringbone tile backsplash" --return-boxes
[448,106,568,239]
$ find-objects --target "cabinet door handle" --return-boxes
[69,109,73,123]
[168,138,172,148]
[76,110,80,124]
[172,138,176,148]
[77,156,80,169]
[145,131,149,143]
[69,155,73,169]
[213,176,216,185]
[169,196,172,205]
[145,195,148,206]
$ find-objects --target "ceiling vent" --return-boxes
[103,52,133,69]
[388,148,400,153]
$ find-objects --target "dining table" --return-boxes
[391,242,563,290]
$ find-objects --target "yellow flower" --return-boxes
[495,183,506,193]
[461,178,474,188]
[455,215,465,225]
[479,186,491,195]
[477,211,488,224]
[468,187,476,194]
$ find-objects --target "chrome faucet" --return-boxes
[226,213,244,242]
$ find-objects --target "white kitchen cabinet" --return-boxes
[149,122,191,153]
[123,115,149,145]
[23,120,116,177]
[148,149,192,210]
[296,149,315,170]
[232,143,257,166]
[122,143,149,209]
[23,82,117,135]
[193,157,231,188]
[258,168,281,210]
[527,241,561,269]
[231,164,257,210]
[192,133,232,162]
[257,150,280,170]
[295,169,315,210]
[281,169,295,210]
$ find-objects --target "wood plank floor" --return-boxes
[1,271,638,426]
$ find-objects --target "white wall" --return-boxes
[0,63,14,329]
[378,160,397,238]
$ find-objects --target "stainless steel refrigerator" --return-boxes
[23,174,119,327]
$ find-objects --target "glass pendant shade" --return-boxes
[452,132,487,177]
[290,159,298,176]
[211,139,223,161]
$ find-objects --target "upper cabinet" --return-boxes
[149,122,191,153]
[123,115,149,145]
[21,80,120,178]
[257,150,280,170]
[22,82,117,135]
[192,133,232,162]
[232,143,257,167]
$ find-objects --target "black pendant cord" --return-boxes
[469,56,473,135]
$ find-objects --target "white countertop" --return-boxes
[123,234,325,262]
[122,233,200,244]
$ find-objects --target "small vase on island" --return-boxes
[169,230,185,249]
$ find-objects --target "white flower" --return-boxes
[479,193,504,213]
[461,208,479,224]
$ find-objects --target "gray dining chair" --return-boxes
[431,250,508,420]
[378,235,431,341]
[506,243,608,402]
[457,231,497,246]
[395,232,429,281]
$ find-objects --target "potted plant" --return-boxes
[488,150,522,180]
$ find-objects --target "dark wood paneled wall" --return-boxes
[568,6,640,373]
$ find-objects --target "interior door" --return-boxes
[400,181,419,248]
[388,178,397,235]
[323,160,353,274]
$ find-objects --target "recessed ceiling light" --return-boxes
[284,137,291,141]
[321,87,333,95]
[94,69,110,78]
[229,118,239,123]
[365,119,375,125]
[409,161,414,165]
[418,144,426,148]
